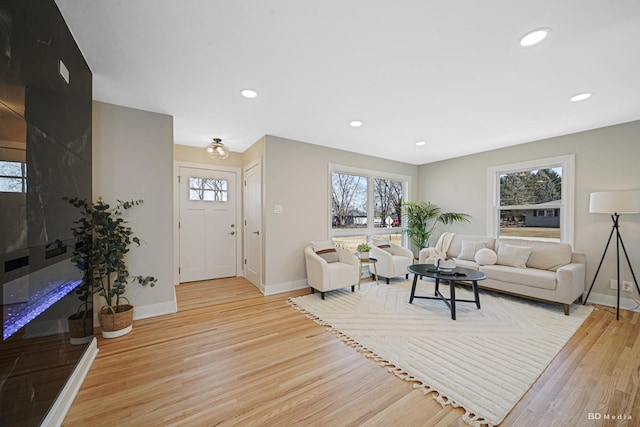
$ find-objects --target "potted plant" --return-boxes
[402,201,471,256]
[356,243,372,261]
[66,196,157,338]
[67,278,93,345]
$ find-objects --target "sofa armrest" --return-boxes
[556,262,586,304]
[419,247,444,264]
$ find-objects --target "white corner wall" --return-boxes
[262,135,419,294]
[418,120,640,306]
[92,101,177,318]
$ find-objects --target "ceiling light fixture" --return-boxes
[570,93,592,102]
[241,89,258,99]
[205,138,230,160]
[349,120,363,127]
[519,28,550,47]
[416,141,426,146]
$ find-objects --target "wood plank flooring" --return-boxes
[63,277,640,426]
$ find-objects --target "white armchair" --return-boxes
[369,239,414,284]
[304,244,360,299]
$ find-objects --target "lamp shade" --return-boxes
[589,191,640,214]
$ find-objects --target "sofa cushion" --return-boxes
[475,248,497,265]
[458,240,489,261]
[447,235,496,258]
[496,244,532,269]
[480,265,557,290]
[499,238,573,271]
[453,258,481,270]
[311,240,339,263]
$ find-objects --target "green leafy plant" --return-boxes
[65,196,157,311]
[356,243,372,252]
[402,201,471,253]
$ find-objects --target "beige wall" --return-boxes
[418,120,640,304]
[261,135,419,292]
[174,143,243,168]
[93,101,177,318]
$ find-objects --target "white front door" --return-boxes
[179,166,237,283]
[244,161,262,288]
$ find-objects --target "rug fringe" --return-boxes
[287,297,494,427]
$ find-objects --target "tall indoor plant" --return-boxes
[66,196,157,338]
[402,201,471,255]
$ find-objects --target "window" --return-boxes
[330,165,409,250]
[189,177,228,201]
[0,161,27,193]
[487,155,574,244]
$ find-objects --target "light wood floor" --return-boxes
[63,277,640,426]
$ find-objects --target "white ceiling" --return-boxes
[55,0,640,165]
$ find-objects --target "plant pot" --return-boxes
[359,251,370,261]
[98,304,134,338]
[68,309,93,345]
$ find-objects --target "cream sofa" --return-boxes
[419,233,586,315]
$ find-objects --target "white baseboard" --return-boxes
[263,279,309,296]
[133,300,178,320]
[584,291,640,312]
[93,300,178,327]
[41,337,98,427]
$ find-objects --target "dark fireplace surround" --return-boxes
[1,1,94,425]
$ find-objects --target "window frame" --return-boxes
[329,163,410,244]
[486,154,575,245]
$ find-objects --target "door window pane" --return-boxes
[189,177,228,201]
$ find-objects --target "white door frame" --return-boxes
[173,161,243,286]
[243,158,263,291]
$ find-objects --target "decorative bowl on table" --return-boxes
[435,258,456,273]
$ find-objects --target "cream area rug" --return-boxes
[288,279,592,426]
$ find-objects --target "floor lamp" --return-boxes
[583,190,640,320]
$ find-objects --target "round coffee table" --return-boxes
[407,264,487,320]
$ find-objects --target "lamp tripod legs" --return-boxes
[584,214,640,320]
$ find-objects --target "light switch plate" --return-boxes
[274,204,283,214]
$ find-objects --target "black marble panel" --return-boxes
[0,1,93,425]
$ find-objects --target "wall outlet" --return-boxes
[622,281,634,292]
[610,279,618,289]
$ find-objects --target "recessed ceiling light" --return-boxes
[416,141,426,146]
[570,93,592,102]
[241,89,258,99]
[519,28,550,47]
[349,120,363,127]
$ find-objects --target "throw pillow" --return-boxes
[475,248,498,265]
[496,244,532,269]
[458,240,489,261]
[311,240,339,263]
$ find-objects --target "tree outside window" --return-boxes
[330,167,408,252]
[499,167,562,240]
[331,172,367,229]
[374,178,403,228]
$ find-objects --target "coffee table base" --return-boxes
[409,274,481,320]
